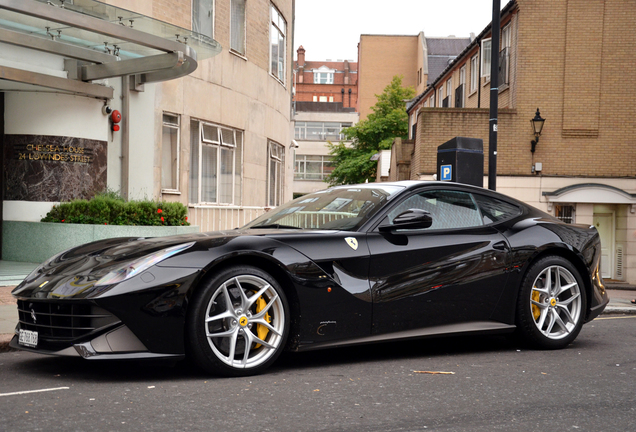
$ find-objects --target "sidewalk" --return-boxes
[1,278,635,352]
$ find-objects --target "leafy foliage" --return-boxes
[41,191,190,226]
[326,75,415,186]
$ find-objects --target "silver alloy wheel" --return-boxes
[530,265,582,340]
[204,274,285,369]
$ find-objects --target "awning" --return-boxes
[0,0,222,99]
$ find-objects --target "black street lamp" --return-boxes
[530,108,546,153]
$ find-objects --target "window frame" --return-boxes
[192,0,214,39]
[470,54,479,93]
[294,154,334,180]
[267,140,285,207]
[269,4,287,84]
[481,38,492,81]
[161,112,180,193]
[189,120,243,205]
[313,67,335,84]
[294,121,352,141]
[230,0,246,56]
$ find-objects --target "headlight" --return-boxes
[95,241,195,286]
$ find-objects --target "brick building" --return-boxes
[394,0,636,283]
[292,46,359,196]
[1,0,295,251]
[357,33,471,120]
[293,46,358,109]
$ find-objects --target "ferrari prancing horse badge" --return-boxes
[345,237,358,250]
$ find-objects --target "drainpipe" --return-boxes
[121,75,130,200]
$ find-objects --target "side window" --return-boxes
[472,194,521,225]
[388,190,482,230]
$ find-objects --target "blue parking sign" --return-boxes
[441,165,452,181]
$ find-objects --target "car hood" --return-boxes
[11,228,330,299]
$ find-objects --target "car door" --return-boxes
[367,188,511,335]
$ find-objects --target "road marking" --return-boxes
[0,387,69,397]
[597,315,636,321]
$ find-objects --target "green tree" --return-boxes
[326,75,415,186]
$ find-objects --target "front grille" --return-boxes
[17,300,120,346]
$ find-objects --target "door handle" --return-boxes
[492,241,509,251]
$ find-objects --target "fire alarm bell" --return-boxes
[111,110,122,123]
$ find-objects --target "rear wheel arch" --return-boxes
[518,247,592,317]
[515,252,588,349]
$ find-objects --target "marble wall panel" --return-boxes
[3,135,107,202]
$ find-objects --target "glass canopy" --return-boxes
[0,0,221,84]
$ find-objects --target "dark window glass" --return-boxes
[388,190,482,230]
[473,194,522,225]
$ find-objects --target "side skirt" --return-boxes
[295,321,516,352]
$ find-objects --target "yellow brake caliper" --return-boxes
[254,295,271,348]
[531,290,541,320]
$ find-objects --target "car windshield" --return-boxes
[244,185,404,231]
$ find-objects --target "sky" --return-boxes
[293,0,509,61]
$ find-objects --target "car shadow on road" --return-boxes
[4,332,605,382]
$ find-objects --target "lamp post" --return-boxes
[488,0,501,191]
[530,108,546,153]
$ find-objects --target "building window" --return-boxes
[313,72,333,84]
[162,113,180,191]
[294,122,352,141]
[499,24,511,85]
[294,155,334,180]
[470,54,479,92]
[439,87,445,107]
[230,0,246,55]
[555,205,575,224]
[268,141,285,206]
[270,4,286,83]
[456,65,466,108]
[481,38,491,80]
[446,78,452,107]
[313,68,334,84]
[429,95,434,107]
[193,0,214,39]
[189,120,243,205]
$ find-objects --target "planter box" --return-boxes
[2,221,200,263]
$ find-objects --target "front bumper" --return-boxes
[10,323,183,360]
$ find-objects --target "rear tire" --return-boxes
[187,266,289,376]
[516,255,586,349]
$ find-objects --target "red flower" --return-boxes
[185,216,188,221]
[61,219,65,222]
[157,209,163,214]
[161,216,164,222]
[104,223,107,225]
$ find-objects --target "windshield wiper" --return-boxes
[249,224,303,230]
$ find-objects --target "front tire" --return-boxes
[516,256,586,349]
[187,266,289,376]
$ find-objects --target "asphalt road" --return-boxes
[1,315,635,432]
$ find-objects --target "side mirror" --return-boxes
[378,209,433,233]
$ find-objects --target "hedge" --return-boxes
[41,194,190,226]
